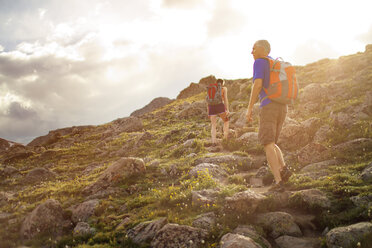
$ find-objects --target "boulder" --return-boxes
[111,117,143,133]
[332,138,372,155]
[220,233,262,248]
[177,100,206,119]
[237,132,259,147]
[300,83,326,103]
[360,162,372,183]
[300,160,338,173]
[0,192,13,207]
[27,126,93,147]
[73,222,95,237]
[194,155,254,170]
[301,117,322,138]
[278,124,310,151]
[225,190,266,215]
[1,166,20,177]
[297,143,329,166]
[233,225,272,248]
[189,163,227,180]
[192,212,216,232]
[24,167,57,184]
[130,97,173,117]
[326,222,372,248]
[177,82,205,100]
[254,212,302,238]
[20,199,64,240]
[151,223,208,248]
[275,235,320,248]
[127,218,167,245]
[330,111,354,128]
[313,125,331,143]
[350,194,372,208]
[71,199,99,224]
[192,189,219,207]
[84,157,145,194]
[290,189,331,210]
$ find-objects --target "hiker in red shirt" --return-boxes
[206,78,230,145]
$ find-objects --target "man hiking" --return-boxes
[246,40,292,191]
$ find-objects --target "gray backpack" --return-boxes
[206,82,223,105]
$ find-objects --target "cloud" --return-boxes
[357,25,372,44]
[162,0,203,8]
[6,102,37,119]
[207,0,246,38]
[292,40,339,65]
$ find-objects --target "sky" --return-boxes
[0,0,371,144]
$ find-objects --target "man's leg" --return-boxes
[274,144,285,170]
[264,142,282,183]
[210,115,217,144]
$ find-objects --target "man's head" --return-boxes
[252,40,270,60]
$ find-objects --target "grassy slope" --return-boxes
[1,49,372,247]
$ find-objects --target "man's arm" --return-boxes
[246,78,263,122]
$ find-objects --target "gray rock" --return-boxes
[130,97,173,117]
[301,83,326,103]
[350,194,372,208]
[116,217,131,230]
[192,212,216,231]
[0,192,13,207]
[361,162,372,183]
[297,143,329,166]
[290,189,331,210]
[20,199,64,240]
[24,167,57,184]
[189,163,227,180]
[73,222,95,237]
[151,223,208,248]
[254,212,302,238]
[279,124,310,151]
[111,116,144,133]
[220,233,262,248]
[330,111,354,128]
[300,160,338,173]
[233,225,272,248]
[313,125,331,143]
[71,199,99,224]
[84,157,145,194]
[2,166,20,177]
[225,190,266,215]
[332,138,372,155]
[177,100,206,119]
[0,212,12,223]
[326,222,372,248]
[275,235,321,248]
[301,117,322,138]
[192,189,219,207]
[237,132,259,147]
[194,155,254,170]
[127,218,167,245]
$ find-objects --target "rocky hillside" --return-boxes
[0,45,372,248]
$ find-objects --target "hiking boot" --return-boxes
[280,166,293,183]
[268,181,285,192]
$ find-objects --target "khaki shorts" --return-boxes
[258,101,287,146]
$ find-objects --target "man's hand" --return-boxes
[246,108,253,123]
